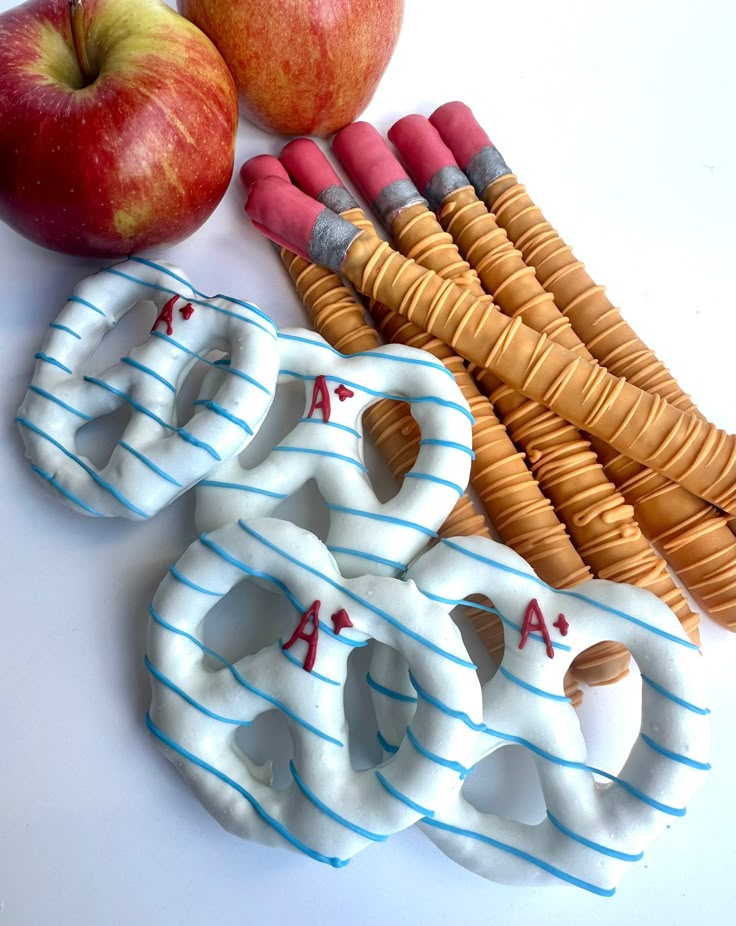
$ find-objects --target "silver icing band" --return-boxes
[465,145,512,197]
[308,208,363,272]
[423,165,471,211]
[372,178,427,226]
[317,184,360,215]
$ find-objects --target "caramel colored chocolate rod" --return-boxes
[390,115,734,631]
[245,180,736,513]
[431,101,700,415]
[333,124,697,637]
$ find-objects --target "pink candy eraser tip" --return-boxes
[332,121,409,203]
[239,155,290,189]
[388,114,458,196]
[245,177,323,260]
[429,101,492,170]
[280,138,344,200]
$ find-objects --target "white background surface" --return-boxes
[1,0,735,923]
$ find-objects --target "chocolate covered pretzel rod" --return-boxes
[240,156,489,546]
[330,124,697,658]
[388,114,735,632]
[430,101,702,414]
[280,138,590,588]
[244,179,736,516]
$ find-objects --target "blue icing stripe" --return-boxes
[238,520,477,669]
[405,471,465,497]
[198,480,288,499]
[366,673,418,704]
[298,418,361,438]
[173,427,220,459]
[640,674,710,715]
[439,538,699,650]
[16,416,150,517]
[326,504,438,538]
[408,671,484,732]
[585,766,687,816]
[169,563,223,596]
[145,712,348,868]
[146,655,253,726]
[117,440,182,486]
[27,385,92,420]
[421,817,615,897]
[34,352,72,374]
[271,445,367,472]
[279,642,340,685]
[30,464,103,516]
[374,770,434,817]
[277,331,455,380]
[150,330,272,395]
[640,733,711,771]
[326,546,407,573]
[49,322,81,339]
[377,731,399,754]
[279,369,473,422]
[405,726,469,778]
[289,761,388,842]
[121,357,176,392]
[419,438,475,458]
[67,294,106,317]
[103,265,277,337]
[127,256,199,295]
[199,533,367,650]
[546,811,644,862]
[148,604,343,747]
[193,398,253,434]
[498,666,571,703]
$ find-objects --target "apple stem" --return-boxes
[68,0,94,85]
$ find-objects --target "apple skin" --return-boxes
[0,0,239,257]
[177,0,404,137]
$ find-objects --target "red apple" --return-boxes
[177,0,404,137]
[0,0,238,256]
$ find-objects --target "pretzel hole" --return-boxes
[85,299,154,377]
[344,645,383,770]
[461,746,547,824]
[449,600,499,687]
[175,349,223,429]
[576,664,642,784]
[202,577,294,668]
[75,403,132,468]
[234,710,294,791]
[272,479,330,541]
[236,380,304,469]
[360,407,403,504]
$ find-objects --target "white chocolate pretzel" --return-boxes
[369,537,710,895]
[194,328,474,576]
[16,257,279,519]
[146,517,482,864]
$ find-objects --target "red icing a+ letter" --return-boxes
[151,295,178,336]
[519,598,555,659]
[307,375,331,422]
[283,600,321,672]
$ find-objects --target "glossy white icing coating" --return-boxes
[369,536,710,895]
[194,328,474,577]
[16,257,279,519]
[146,518,482,865]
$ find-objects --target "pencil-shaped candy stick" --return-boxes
[282,137,591,585]
[330,124,698,647]
[429,101,700,416]
[390,116,736,631]
[244,179,736,515]
[241,155,489,543]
